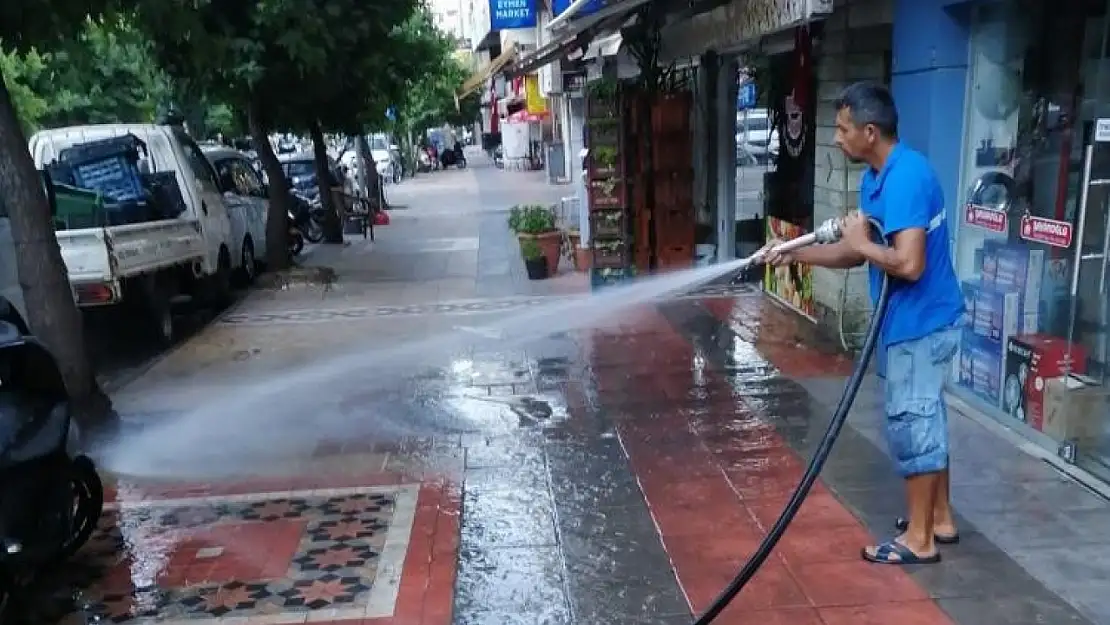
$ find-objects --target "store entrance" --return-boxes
[954,0,1110,477]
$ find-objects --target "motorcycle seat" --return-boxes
[0,392,69,468]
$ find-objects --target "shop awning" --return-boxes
[506,0,652,77]
[458,43,518,99]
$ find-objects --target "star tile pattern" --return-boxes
[49,485,418,624]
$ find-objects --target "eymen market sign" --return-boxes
[490,0,537,30]
[660,0,834,61]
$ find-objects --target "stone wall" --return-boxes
[810,0,893,347]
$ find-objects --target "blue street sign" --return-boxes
[385,106,397,121]
[738,82,757,110]
[553,0,603,17]
[490,0,537,30]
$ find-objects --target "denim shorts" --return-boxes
[883,325,960,478]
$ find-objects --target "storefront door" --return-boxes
[953,0,1110,480]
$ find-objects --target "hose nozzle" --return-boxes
[813,217,843,244]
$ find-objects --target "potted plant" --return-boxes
[591,146,618,175]
[520,239,548,280]
[592,240,626,268]
[508,203,561,274]
[589,178,622,208]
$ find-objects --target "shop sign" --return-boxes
[738,82,757,110]
[562,71,585,95]
[524,74,547,114]
[490,0,536,30]
[964,203,1007,233]
[553,0,602,17]
[1096,118,1110,142]
[1020,215,1074,248]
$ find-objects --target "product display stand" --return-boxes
[587,84,634,290]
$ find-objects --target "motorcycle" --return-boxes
[290,190,325,244]
[0,319,104,613]
[440,144,466,169]
[417,150,433,173]
[287,209,305,257]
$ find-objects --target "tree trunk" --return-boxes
[248,94,291,270]
[308,120,343,244]
[0,74,112,428]
[354,135,381,211]
[360,137,386,212]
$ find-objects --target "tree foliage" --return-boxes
[2,15,171,133]
[0,0,122,425]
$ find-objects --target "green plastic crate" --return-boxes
[53,183,105,230]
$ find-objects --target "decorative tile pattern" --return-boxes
[53,485,419,624]
[218,298,555,325]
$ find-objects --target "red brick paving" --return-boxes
[591,298,954,625]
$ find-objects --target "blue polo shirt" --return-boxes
[860,143,964,347]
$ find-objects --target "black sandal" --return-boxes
[895,517,959,544]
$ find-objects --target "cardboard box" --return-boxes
[971,285,1020,344]
[983,241,1045,333]
[958,330,1003,404]
[1042,374,1109,449]
[1003,335,1087,429]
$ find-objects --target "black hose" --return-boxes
[693,218,891,625]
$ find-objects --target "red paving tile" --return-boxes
[596,295,955,625]
[698,296,856,377]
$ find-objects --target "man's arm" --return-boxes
[851,228,926,281]
[792,240,866,269]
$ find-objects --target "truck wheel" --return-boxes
[212,247,234,309]
[143,283,175,346]
[237,238,257,286]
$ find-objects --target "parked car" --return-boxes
[278,152,341,201]
[735,109,779,164]
[28,123,245,344]
[367,134,402,183]
[202,146,270,284]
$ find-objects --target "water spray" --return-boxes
[693,216,890,625]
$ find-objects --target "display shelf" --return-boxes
[589,209,625,238]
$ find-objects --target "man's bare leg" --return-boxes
[932,467,957,537]
[900,472,940,556]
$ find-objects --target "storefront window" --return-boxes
[954,0,1110,480]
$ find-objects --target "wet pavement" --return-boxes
[27,151,1110,625]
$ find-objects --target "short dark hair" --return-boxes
[834,81,898,138]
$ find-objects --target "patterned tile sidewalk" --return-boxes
[39,457,461,625]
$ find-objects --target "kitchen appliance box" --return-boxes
[1042,374,1109,449]
[957,330,1004,404]
[1002,335,1087,430]
[981,241,1045,333]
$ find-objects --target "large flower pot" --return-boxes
[520,232,562,275]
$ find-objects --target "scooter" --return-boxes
[0,319,104,615]
[440,144,467,169]
[417,150,433,173]
[290,190,324,244]
[287,209,305,257]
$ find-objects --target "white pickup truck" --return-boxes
[29,124,244,344]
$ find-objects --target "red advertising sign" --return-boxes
[965,204,1008,233]
[1020,215,1074,248]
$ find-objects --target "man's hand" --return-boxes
[756,239,794,266]
[842,211,872,252]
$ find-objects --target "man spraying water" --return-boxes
[761,82,965,565]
